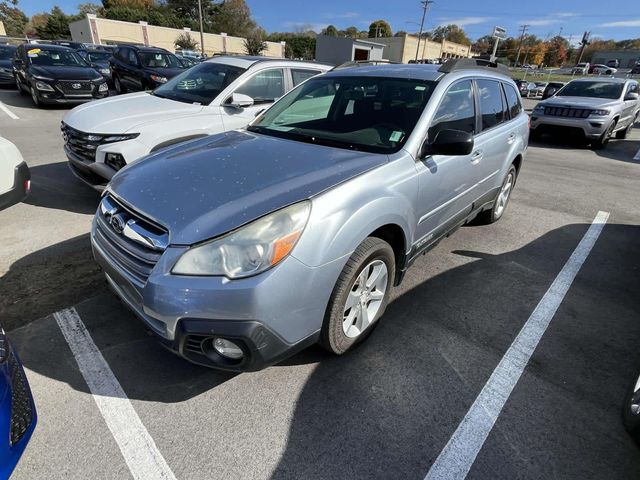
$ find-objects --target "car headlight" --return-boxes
[35,81,54,92]
[172,201,311,278]
[100,68,110,75]
[0,67,9,73]
[98,82,108,92]
[533,105,545,113]
[150,74,168,84]
[591,109,610,116]
[102,133,140,143]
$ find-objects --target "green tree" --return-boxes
[35,6,73,40]
[322,25,338,36]
[472,35,494,54]
[394,30,407,37]
[175,31,198,50]
[211,0,257,37]
[343,26,360,39]
[368,19,391,38]
[77,2,102,16]
[267,31,316,59]
[432,24,470,45]
[243,31,266,55]
[0,3,28,36]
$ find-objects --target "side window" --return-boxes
[628,83,638,94]
[235,69,285,104]
[477,79,507,131]
[503,83,522,119]
[291,69,321,87]
[128,49,139,66]
[428,80,475,140]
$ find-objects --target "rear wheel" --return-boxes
[474,164,517,225]
[320,237,395,355]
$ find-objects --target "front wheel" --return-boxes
[320,237,395,355]
[592,121,616,149]
[623,370,640,441]
[30,86,41,107]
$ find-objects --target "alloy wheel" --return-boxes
[342,259,388,338]
[495,172,514,217]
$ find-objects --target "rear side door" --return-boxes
[125,49,143,91]
[470,79,512,197]
[414,79,481,242]
[220,67,286,131]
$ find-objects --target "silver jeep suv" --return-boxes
[530,77,640,149]
[92,59,529,371]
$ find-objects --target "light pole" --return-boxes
[197,0,205,57]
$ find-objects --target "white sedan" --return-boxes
[591,64,617,75]
[0,136,30,211]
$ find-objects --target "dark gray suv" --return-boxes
[92,59,529,371]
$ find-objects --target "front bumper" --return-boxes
[0,70,14,85]
[65,145,114,192]
[530,114,611,139]
[0,162,30,211]
[91,217,346,371]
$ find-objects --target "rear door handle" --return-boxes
[470,150,483,164]
[507,133,516,144]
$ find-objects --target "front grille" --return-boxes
[544,106,592,118]
[94,195,167,286]
[62,123,104,162]
[9,349,34,446]
[57,80,93,95]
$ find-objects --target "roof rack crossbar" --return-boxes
[438,58,510,75]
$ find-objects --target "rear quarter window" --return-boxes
[503,83,522,119]
[477,79,507,131]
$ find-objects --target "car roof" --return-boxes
[323,64,444,81]
[570,77,628,84]
[205,55,331,70]
[24,44,73,52]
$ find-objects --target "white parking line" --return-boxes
[425,210,610,480]
[0,101,19,120]
[54,307,177,480]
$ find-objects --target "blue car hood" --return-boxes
[108,130,388,245]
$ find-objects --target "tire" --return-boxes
[16,76,27,95]
[30,86,41,108]
[320,237,395,355]
[623,370,640,442]
[592,120,616,149]
[474,164,517,225]
[114,75,125,94]
[616,116,637,139]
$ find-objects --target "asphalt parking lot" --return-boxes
[1,88,640,480]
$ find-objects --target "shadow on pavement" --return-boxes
[24,161,100,215]
[5,223,640,477]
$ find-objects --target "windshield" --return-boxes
[28,48,87,67]
[138,52,182,69]
[153,62,245,104]
[84,51,111,63]
[556,81,624,99]
[248,76,436,154]
[0,46,15,60]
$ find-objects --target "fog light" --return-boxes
[105,152,126,171]
[213,338,243,359]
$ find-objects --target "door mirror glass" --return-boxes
[420,129,474,158]
[624,92,639,101]
[229,92,254,108]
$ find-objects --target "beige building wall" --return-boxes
[376,34,472,63]
[69,15,285,57]
[0,21,6,37]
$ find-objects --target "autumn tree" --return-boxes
[432,24,471,46]
[0,2,28,36]
[543,36,569,66]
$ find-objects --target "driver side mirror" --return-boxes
[625,92,639,101]
[420,129,474,158]
[228,93,254,109]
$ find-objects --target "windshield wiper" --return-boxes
[248,126,362,151]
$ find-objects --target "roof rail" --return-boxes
[331,59,401,71]
[438,58,510,75]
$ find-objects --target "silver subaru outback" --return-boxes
[92,59,529,371]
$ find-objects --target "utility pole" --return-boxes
[197,0,205,57]
[514,24,529,66]
[576,31,591,64]
[415,0,434,62]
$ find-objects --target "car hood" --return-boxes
[62,92,204,133]
[541,96,619,108]
[30,65,102,81]
[0,59,11,69]
[90,61,110,69]
[108,130,388,245]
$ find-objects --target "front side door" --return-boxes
[414,79,481,244]
[621,82,639,128]
[220,68,286,131]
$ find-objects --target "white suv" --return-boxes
[0,136,30,211]
[61,56,331,190]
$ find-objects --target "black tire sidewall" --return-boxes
[623,371,640,439]
[321,237,395,355]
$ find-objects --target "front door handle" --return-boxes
[470,150,483,164]
[507,133,516,144]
